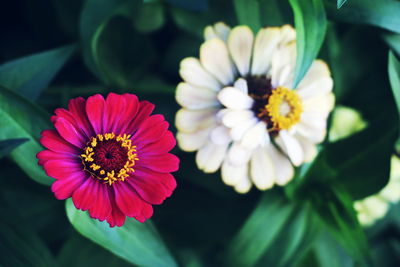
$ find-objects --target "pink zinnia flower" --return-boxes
[37,93,179,227]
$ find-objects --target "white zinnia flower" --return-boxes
[354,156,400,226]
[175,22,334,193]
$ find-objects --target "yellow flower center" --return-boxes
[265,86,303,130]
[80,133,139,186]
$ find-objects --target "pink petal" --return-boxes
[126,170,167,205]
[86,94,106,134]
[68,97,95,138]
[138,153,179,173]
[137,131,176,155]
[132,115,169,146]
[54,118,86,148]
[88,183,112,221]
[123,101,154,135]
[127,167,176,203]
[105,93,140,134]
[51,171,87,199]
[40,130,79,154]
[113,182,143,218]
[106,197,126,227]
[72,177,98,211]
[43,159,83,180]
[37,150,79,166]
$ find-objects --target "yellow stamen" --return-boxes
[80,132,138,185]
[265,86,303,130]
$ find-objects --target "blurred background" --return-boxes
[1,0,400,266]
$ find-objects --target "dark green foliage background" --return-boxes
[1,0,400,266]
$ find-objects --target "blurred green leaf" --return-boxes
[66,199,177,267]
[133,1,165,32]
[289,0,327,88]
[0,206,56,267]
[389,51,400,123]
[0,86,52,185]
[290,107,397,201]
[167,0,208,11]
[225,191,295,266]
[170,0,235,38]
[58,234,132,267]
[233,0,261,32]
[0,138,28,158]
[0,44,75,100]
[80,0,133,78]
[326,0,400,34]
[256,204,319,267]
[311,187,372,265]
[389,51,400,149]
[314,231,353,267]
[337,0,348,9]
[259,0,288,27]
[96,17,156,90]
[384,34,400,58]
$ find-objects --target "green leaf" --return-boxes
[58,234,132,267]
[0,44,75,100]
[389,51,400,124]
[326,0,400,34]
[0,86,53,185]
[233,0,261,32]
[290,108,398,201]
[311,187,372,265]
[0,138,28,158]
[167,0,208,11]
[133,1,165,33]
[0,206,57,267]
[66,199,177,267]
[225,191,295,266]
[255,204,319,267]
[314,231,353,267]
[337,0,348,9]
[80,0,132,78]
[384,34,400,58]
[289,0,327,88]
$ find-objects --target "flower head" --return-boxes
[37,93,179,227]
[175,23,334,193]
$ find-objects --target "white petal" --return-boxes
[177,128,212,152]
[241,121,269,149]
[221,160,247,186]
[227,142,252,166]
[277,130,304,166]
[218,87,254,109]
[233,78,248,94]
[230,117,258,141]
[196,142,229,173]
[204,22,231,42]
[295,134,318,162]
[302,93,335,114]
[271,43,296,88]
[250,146,275,190]
[179,57,221,90]
[279,25,296,44]
[251,27,281,75]
[297,77,333,99]
[175,108,217,133]
[200,39,235,85]
[222,109,254,128]
[234,170,252,194]
[266,145,294,186]
[210,125,232,145]
[228,26,254,76]
[296,122,326,143]
[297,60,331,89]
[176,82,218,109]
